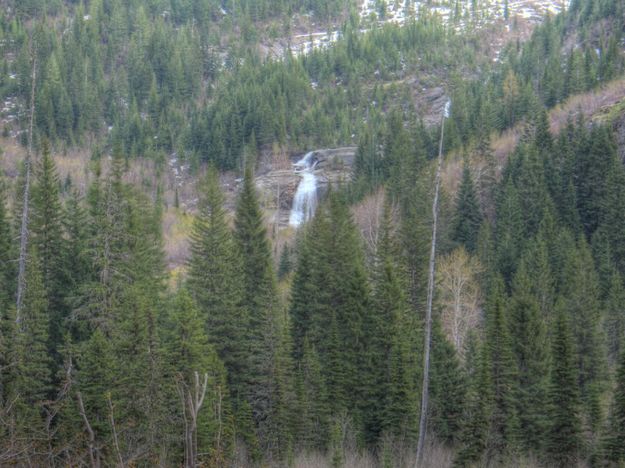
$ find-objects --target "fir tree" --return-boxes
[561,237,607,430]
[10,248,52,434]
[430,319,465,445]
[452,162,483,253]
[164,289,234,465]
[369,201,419,444]
[73,329,115,460]
[186,168,248,401]
[509,262,550,453]
[605,271,625,365]
[546,304,582,467]
[277,243,292,279]
[290,191,371,436]
[483,278,519,460]
[31,141,67,360]
[295,338,330,450]
[603,346,625,464]
[233,164,293,456]
[455,341,492,467]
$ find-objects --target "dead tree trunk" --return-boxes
[416,101,449,466]
[16,42,37,321]
[177,372,208,468]
[106,394,124,467]
[77,392,99,468]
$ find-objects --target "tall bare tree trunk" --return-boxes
[177,372,208,468]
[416,101,449,466]
[77,392,99,468]
[16,43,37,322]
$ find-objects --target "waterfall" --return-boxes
[289,152,318,227]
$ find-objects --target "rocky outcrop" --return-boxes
[254,146,357,227]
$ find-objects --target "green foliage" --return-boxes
[234,165,294,457]
[290,191,372,439]
[603,347,625,463]
[164,289,234,465]
[455,341,492,467]
[451,162,482,253]
[483,278,519,460]
[0,0,624,464]
[187,168,249,401]
[509,262,550,453]
[546,304,582,466]
[31,141,68,363]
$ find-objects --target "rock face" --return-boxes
[254,146,357,227]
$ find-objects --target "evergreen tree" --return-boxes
[277,243,292,279]
[561,237,607,430]
[495,180,523,284]
[604,346,625,464]
[546,304,582,467]
[234,164,293,456]
[295,338,330,451]
[600,159,625,276]
[483,278,519,460]
[164,289,234,465]
[186,168,248,401]
[576,125,615,238]
[605,271,625,365]
[455,341,492,467]
[73,329,116,462]
[430,319,465,444]
[509,262,550,453]
[10,248,52,440]
[31,141,67,360]
[290,191,371,438]
[452,162,483,253]
[369,202,419,444]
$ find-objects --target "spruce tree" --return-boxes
[603,346,625,464]
[186,167,248,401]
[605,271,625,365]
[63,191,91,308]
[455,341,492,467]
[601,159,625,276]
[295,338,330,451]
[484,278,519,460]
[430,319,465,445]
[370,202,419,444]
[164,289,234,465]
[452,162,483,253]
[233,164,293,456]
[509,262,550,453]
[277,244,291,279]
[31,141,67,359]
[495,180,523,285]
[290,191,371,437]
[73,329,115,461]
[546,304,582,467]
[561,237,607,430]
[10,248,52,441]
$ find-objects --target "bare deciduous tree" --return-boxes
[176,371,209,468]
[437,247,483,357]
[352,188,398,264]
[77,392,100,468]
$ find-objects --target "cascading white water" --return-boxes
[289,152,318,227]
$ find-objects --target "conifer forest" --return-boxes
[1,0,625,466]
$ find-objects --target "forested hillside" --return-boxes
[1,0,625,466]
